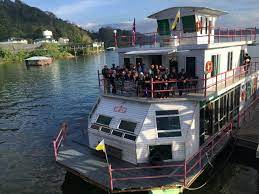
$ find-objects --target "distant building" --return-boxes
[34,30,57,44]
[0,37,28,44]
[34,38,57,44]
[43,30,53,39]
[92,42,104,49]
[58,38,70,44]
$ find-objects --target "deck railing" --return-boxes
[53,122,68,161]
[98,62,259,99]
[108,96,259,192]
[108,122,233,191]
[114,27,256,48]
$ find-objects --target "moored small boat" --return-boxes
[25,56,53,66]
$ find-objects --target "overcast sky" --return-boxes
[23,0,259,32]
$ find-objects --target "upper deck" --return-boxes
[113,6,256,48]
[98,61,259,102]
[115,27,256,49]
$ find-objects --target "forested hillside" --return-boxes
[0,0,92,43]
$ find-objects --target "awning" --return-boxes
[124,49,189,56]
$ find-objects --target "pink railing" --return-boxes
[108,122,233,191]
[107,96,259,191]
[98,61,258,98]
[114,27,256,48]
[53,122,68,161]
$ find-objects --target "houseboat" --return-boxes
[53,7,259,194]
[25,56,53,66]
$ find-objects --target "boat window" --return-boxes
[112,130,123,137]
[211,55,220,76]
[156,110,181,138]
[96,115,112,126]
[124,134,137,141]
[157,19,170,36]
[158,132,181,138]
[200,17,203,34]
[240,50,245,66]
[156,110,179,115]
[91,124,100,130]
[101,127,111,134]
[182,15,196,33]
[227,52,233,71]
[149,145,172,162]
[205,17,208,34]
[118,120,137,133]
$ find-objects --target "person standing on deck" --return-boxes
[169,67,178,96]
[244,53,251,74]
[178,68,186,96]
[102,65,110,94]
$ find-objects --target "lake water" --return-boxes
[0,45,258,194]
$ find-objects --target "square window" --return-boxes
[124,134,137,141]
[119,120,137,133]
[96,115,112,126]
[156,116,181,131]
[112,130,123,137]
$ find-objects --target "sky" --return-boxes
[22,0,259,32]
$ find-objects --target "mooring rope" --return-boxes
[183,137,236,191]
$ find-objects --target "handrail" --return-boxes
[98,61,258,99]
[53,122,68,161]
[115,27,256,48]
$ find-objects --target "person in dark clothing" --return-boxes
[101,65,110,93]
[244,53,251,74]
[178,69,186,96]
[111,64,116,70]
[169,67,178,96]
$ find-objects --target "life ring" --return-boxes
[206,61,213,73]
[196,21,202,31]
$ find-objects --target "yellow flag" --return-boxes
[172,9,180,30]
[95,139,106,152]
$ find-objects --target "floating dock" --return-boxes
[25,56,52,66]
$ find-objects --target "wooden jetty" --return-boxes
[25,56,53,66]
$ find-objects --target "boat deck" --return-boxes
[56,124,232,193]
[56,133,185,192]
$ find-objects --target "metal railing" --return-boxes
[114,27,256,48]
[53,122,68,161]
[108,122,233,191]
[98,62,259,99]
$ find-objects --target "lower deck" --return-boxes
[56,123,232,193]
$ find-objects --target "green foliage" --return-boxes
[0,0,92,44]
[0,43,72,63]
[0,47,29,62]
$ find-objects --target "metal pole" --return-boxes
[151,78,154,98]
[97,70,101,87]
[204,74,207,97]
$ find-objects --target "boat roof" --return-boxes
[148,6,228,19]
[124,48,189,55]
[25,56,52,61]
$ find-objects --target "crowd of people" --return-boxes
[101,62,198,98]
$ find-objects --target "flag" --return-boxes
[171,9,180,30]
[132,18,136,46]
[95,139,106,152]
